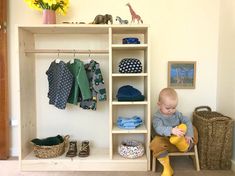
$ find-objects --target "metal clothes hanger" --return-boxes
[70,49,76,64]
[55,49,61,63]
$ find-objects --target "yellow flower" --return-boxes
[43,0,57,6]
[24,0,69,15]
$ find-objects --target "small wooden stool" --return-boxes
[152,144,200,172]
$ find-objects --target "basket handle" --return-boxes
[194,106,211,112]
[63,135,70,148]
[64,135,70,141]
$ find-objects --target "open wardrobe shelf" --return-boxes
[18,24,150,171]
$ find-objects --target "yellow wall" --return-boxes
[8,0,220,156]
[217,0,235,164]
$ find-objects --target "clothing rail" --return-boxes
[24,49,109,54]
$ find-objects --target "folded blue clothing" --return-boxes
[117,115,142,121]
[117,119,143,124]
[117,124,137,129]
[117,123,141,128]
[117,123,142,129]
[116,116,143,129]
[117,119,142,124]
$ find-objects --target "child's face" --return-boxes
[158,97,177,116]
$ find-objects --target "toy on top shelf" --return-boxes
[126,3,143,24]
[91,14,113,24]
[116,16,129,24]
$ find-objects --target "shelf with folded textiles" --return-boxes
[110,25,150,170]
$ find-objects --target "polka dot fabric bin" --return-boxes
[118,140,145,159]
[118,58,142,73]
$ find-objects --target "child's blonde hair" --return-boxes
[158,88,178,102]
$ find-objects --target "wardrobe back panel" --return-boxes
[34,34,110,148]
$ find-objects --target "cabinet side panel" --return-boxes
[19,28,36,159]
[146,27,151,170]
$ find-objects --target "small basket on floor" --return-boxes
[31,135,69,158]
[193,106,233,169]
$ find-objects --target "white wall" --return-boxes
[217,0,235,165]
[8,0,220,156]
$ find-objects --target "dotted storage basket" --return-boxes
[192,106,233,170]
[118,140,145,159]
[31,135,69,158]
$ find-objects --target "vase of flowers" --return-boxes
[24,0,69,24]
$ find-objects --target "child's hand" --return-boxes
[185,136,193,144]
[171,127,185,137]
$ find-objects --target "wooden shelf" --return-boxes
[19,25,109,34]
[112,44,148,50]
[112,125,147,134]
[112,100,148,105]
[113,153,147,161]
[111,25,148,34]
[18,24,149,35]
[21,148,147,171]
[112,73,148,77]
[24,147,109,161]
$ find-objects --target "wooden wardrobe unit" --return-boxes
[18,25,150,171]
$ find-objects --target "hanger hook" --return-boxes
[73,49,76,57]
[89,49,91,58]
[57,49,60,57]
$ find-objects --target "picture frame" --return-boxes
[168,61,196,89]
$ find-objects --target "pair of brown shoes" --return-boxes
[66,140,90,157]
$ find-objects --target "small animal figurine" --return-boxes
[116,16,128,24]
[92,14,113,24]
[126,3,143,24]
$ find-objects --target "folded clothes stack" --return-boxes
[117,116,143,129]
[116,85,145,101]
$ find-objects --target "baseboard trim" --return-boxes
[232,159,235,172]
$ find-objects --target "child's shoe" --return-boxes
[170,124,189,152]
[66,141,77,157]
[158,155,174,176]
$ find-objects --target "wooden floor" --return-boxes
[0,157,234,176]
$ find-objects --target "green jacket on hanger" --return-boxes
[67,59,92,105]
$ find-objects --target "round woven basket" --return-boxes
[118,140,144,159]
[31,135,69,158]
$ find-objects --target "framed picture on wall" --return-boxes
[168,61,196,89]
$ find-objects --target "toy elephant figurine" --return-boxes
[92,14,113,24]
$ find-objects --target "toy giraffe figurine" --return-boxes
[126,3,143,24]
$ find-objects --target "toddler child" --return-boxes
[150,88,197,176]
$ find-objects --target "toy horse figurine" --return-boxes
[116,16,128,24]
[126,3,143,24]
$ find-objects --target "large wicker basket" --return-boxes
[31,135,69,158]
[193,106,233,170]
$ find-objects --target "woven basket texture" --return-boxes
[31,135,69,158]
[192,106,233,170]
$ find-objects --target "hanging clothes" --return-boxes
[46,60,73,109]
[66,59,92,105]
[80,60,107,110]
